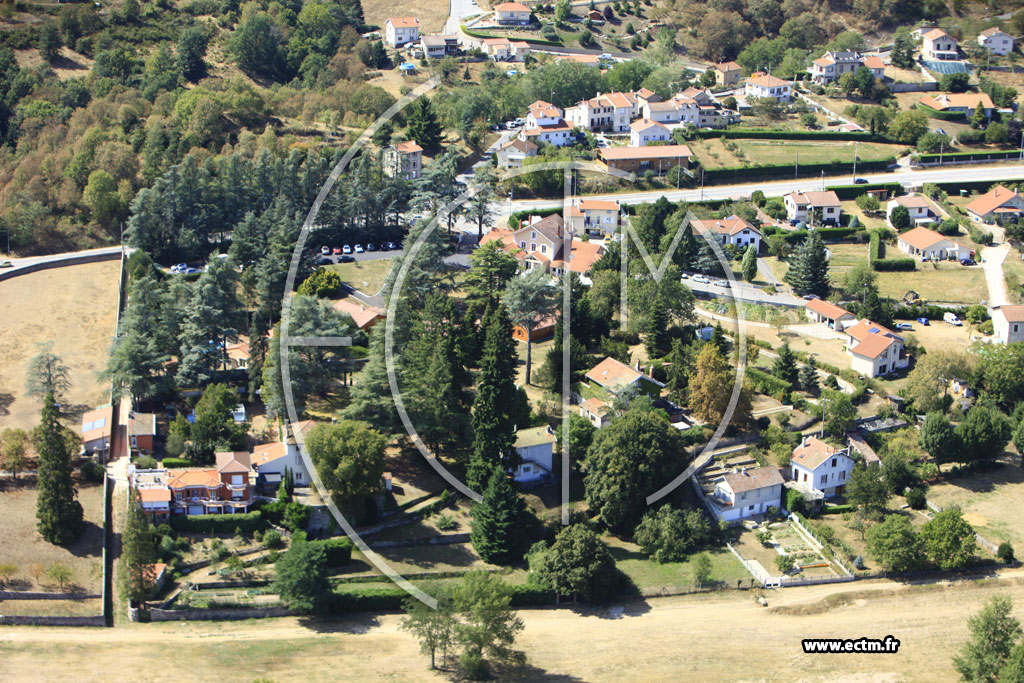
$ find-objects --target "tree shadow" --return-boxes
[0,391,12,416]
[561,595,654,620]
[378,543,480,569]
[296,612,381,634]
[61,402,90,424]
[64,520,104,558]
[945,461,1024,494]
[498,663,587,681]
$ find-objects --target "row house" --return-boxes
[565,91,638,133]
[481,37,530,61]
[643,97,698,125]
[520,98,574,146]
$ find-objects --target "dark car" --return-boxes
[853,177,869,184]
[366,243,378,252]
[960,258,977,266]
[315,256,333,266]
[337,255,355,263]
[916,317,930,326]
[385,241,398,250]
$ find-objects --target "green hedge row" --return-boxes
[826,182,903,200]
[930,178,1024,194]
[701,159,892,184]
[917,105,967,122]
[916,150,1020,163]
[894,304,970,320]
[746,367,791,397]
[869,230,881,261]
[508,206,561,230]
[169,511,267,535]
[874,257,916,271]
[160,457,193,469]
[459,24,563,47]
[821,504,856,514]
[314,537,354,566]
[695,129,887,143]
[764,227,862,244]
[325,582,557,613]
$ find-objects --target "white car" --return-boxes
[896,322,914,331]
[354,244,364,253]
[714,279,730,287]
[342,244,353,254]
[692,275,711,284]
[680,272,690,280]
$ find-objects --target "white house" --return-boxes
[250,420,316,489]
[642,97,697,125]
[887,195,938,227]
[745,74,791,103]
[845,319,909,378]
[965,184,1024,223]
[385,17,420,48]
[784,190,842,225]
[512,426,556,483]
[992,305,1024,343]
[790,436,855,499]
[629,118,671,147]
[497,137,538,169]
[922,28,959,60]
[567,199,620,236]
[804,298,856,329]
[708,467,785,522]
[383,141,423,180]
[809,51,864,84]
[419,35,448,59]
[526,100,563,128]
[896,226,970,261]
[521,99,574,147]
[979,27,1015,56]
[690,215,762,251]
[565,92,637,133]
[494,1,532,25]
[579,397,612,428]
[919,92,994,120]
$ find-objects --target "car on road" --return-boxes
[713,279,730,287]
[170,263,188,273]
[320,246,330,255]
[960,258,977,266]
[802,294,820,300]
[0,260,12,268]
[342,244,352,254]
[355,244,365,253]
[853,177,869,184]
[680,272,690,279]
[490,123,504,132]
[896,322,914,331]
[332,247,342,255]
[512,118,524,127]
[692,274,710,284]
[916,317,930,326]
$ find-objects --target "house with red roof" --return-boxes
[566,198,620,235]
[713,61,742,87]
[332,298,384,331]
[480,213,606,280]
[844,319,908,378]
[965,184,1024,223]
[383,141,423,180]
[385,17,420,47]
[690,215,762,251]
[579,397,612,428]
[790,436,855,499]
[896,225,970,261]
[585,356,664,397]
[494,1,532,25]
[708,466,785,522]
[804,298,855,329]
[565,91,639,133]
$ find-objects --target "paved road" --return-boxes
[445,0,483,35]
[687,276,802,307]
[1,244,123,270]
[509,164,1024,212]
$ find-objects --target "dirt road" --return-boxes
[4,571,1024,681]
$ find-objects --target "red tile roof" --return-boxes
[805,298,853,321]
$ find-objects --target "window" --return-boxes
[231,474,243,485]
[523,465,532,473]
[831,458,836,468]
[540,245,547,254]
[820,475,828,485]
[840,470,846,481]
[519,241,526,249]
[531,231,536,239]
[530,242,537,251]
[740,492,747,500]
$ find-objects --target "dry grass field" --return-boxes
[361,0,449,33]
[690,138,905,170]
[0,483,105,594]
[0,260,121,431]
[927,462,1024,549]
[6,572,1024,680]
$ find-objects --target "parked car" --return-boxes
[332,247,342,255]
[944,312,963,326]
[315,257,333,266]
[896,322,914,331]
[342,244,353,254]
[692,274,711,284]
[935,128,947,136]
[714,279,730,287]
[916,317,930,326]
[385,241,399,250]
[183,267,201,275]
[337,255,355,263]
[355,244,365,253]
[320,246,330,255]
[802,294,820,300]
[960,258,977,266]
[680,272,690,279]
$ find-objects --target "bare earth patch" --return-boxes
[0,260,121,431]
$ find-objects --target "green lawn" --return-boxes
[603,536,753,591]
[691,138,907,170]
[326,258,393,295]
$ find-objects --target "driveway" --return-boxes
[446,0,483,35]
[982,243,1011,307]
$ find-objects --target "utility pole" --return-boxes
[820,391,826,439]
[795,150,799,178]
[852,141,858,182]
[939,139,943,166]
[700,167,705,200]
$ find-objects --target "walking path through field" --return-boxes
[983,243,1011,307]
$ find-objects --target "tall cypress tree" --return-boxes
[120,489,156,604]
[772,342,799,387]
[468,304,519,490]
[470,469,529,565]
[799,354,820,394]
[405,96,442,151]
[645,291,670,359]
[35,394,84,545]
[741,244,758,282]
[784,231,830,297]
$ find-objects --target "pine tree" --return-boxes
[799,354,819,393]
[772,342,799,387]
[35,394,83,545]
[470,469,528,565]
[783,231,830,297]
[406,96,442,151]
[468,305,519,490]
[645,291,670,359]
[120,489,157,604]
[741,244,758,282]
[859,287,893,328]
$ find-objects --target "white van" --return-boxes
[943,312,962,326]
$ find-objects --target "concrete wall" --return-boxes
[0,615,106,626]
[0,590,100,600]
[0,248,123,283]
[147,606,298,622]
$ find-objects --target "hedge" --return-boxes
[826,182,903,200]
[509,206,562,230]
[869,230,881,261]
[894,303,970,320]
[746,367,791,397]
[701,158,892,184]
[873,257,916,271]
[326,582,557,612]
[821,504,855,514]
[315,537,354,566]
[169,511,267,535]
[916,149,1019,164]
[917,104,967,122]
[459,24,563,47]
[160,457,193,469]
[695,129,888,143]
[930,178,1024,195]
